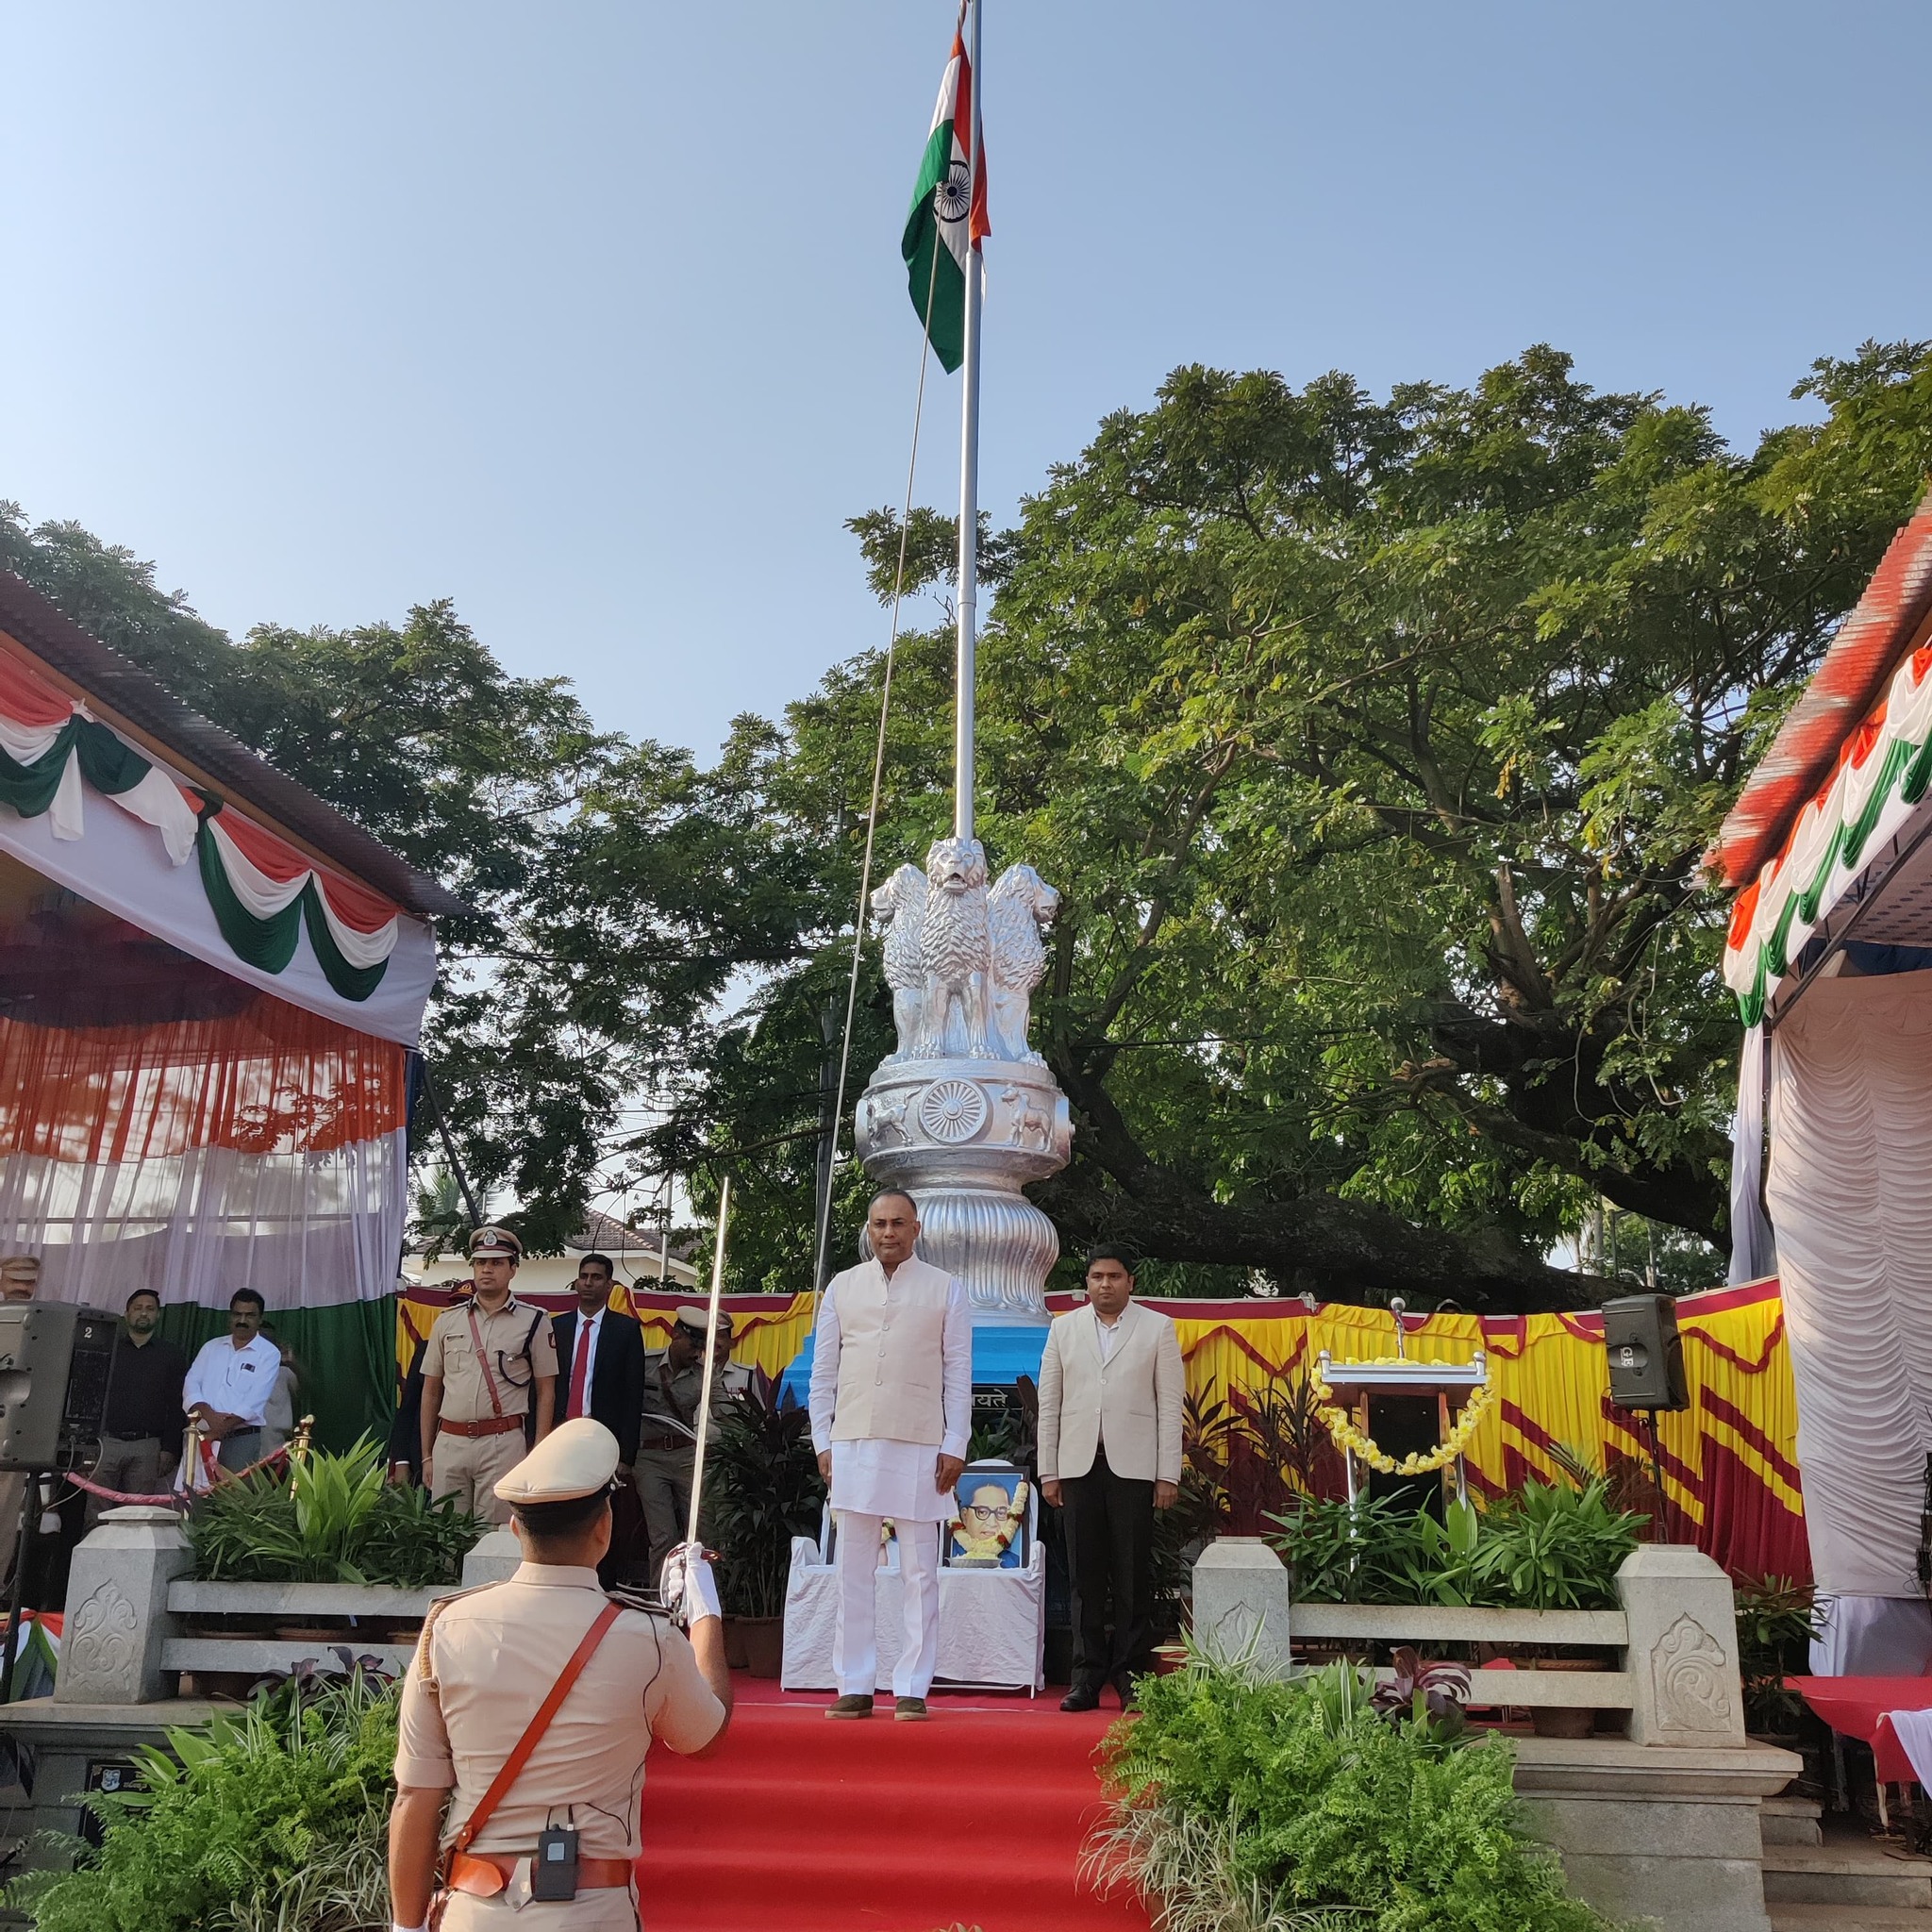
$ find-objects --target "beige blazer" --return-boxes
[1037,1299,1184,1486]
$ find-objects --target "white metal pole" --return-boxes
[683,1173,731,1551]
[953,0,983,842]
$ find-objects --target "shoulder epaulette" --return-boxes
[604,1585,672,1621]
[412,1579,505,1684]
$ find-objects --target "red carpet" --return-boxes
[640,1683,1150,1932]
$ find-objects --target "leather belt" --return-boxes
[636,1431,692,1453]
[450,1850,633,1895]
[439,1416,527,1439]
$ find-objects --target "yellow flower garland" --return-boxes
[1308,1358,1495,1476]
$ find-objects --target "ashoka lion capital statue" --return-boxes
[855,836,1072,1322]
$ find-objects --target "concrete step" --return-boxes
[1772,1910,1932,1929]
[1762,1838,1932,1910]
[1763,1795,1825,1847]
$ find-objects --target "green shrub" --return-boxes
[9,1670,397,1932]
[708,1373,825,1619]
[1474,1477,1641,1612]
[1733,1574,1817,1733]
[187,1437,484,1587]
[1093,1653,1607,1932]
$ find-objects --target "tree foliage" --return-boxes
[656,340,1932,1307]
[7,337,1930,1301]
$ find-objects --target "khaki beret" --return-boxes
[674,1301,731,1336]
[468,1224,524,1261]
[494,1417,620,1506]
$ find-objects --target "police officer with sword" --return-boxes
[388,1182,742,1930]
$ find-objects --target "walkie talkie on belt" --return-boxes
[532,1825,580,1901]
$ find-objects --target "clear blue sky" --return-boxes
[6,2,1929,762]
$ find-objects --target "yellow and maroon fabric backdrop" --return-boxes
[399,1275,1805,1582]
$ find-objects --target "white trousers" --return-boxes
[834,1512,941,1697]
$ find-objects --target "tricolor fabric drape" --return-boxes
[1724,633,1932,1024]
[1764,971,1932,1667]
[0,993,409,1446]
[0,644,432,1044]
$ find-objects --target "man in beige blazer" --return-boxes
[1038,1245,1184,1710]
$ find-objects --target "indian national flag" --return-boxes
[902,25,989,374]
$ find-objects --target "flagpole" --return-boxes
[953,0,983,842]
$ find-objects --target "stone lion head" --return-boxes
[925,836,988,896]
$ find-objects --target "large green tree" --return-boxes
[8,336,1930,1306]
[656,341,1932,1309]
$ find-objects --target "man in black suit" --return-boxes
[550,1253,647,1584]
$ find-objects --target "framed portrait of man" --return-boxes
[946,1460,1031,1569]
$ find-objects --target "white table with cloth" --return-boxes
[780,1522,1046,1694]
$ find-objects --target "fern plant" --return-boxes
[8,1669,397,1932]
[1092,1649,1609,1932]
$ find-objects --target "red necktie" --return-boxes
[567,1320,591,1420]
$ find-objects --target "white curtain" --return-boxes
[0,1130,407,1311]
[1766,973,1932,1619]
[1728,1023,1778,1286]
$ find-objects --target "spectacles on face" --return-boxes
[962,1503,1008,1524]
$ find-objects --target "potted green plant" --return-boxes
[1478,1474,1642,1737]
[186,1438,485,1590]
[1733,1574,1817,1743]
[707,1372,825,1677]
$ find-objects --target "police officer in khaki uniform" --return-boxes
[420,1228,559,1525]
[389,1418,731,1931]
[635,1304,743,1586]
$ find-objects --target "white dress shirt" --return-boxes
[1096,1311,1124,1362]
[808,1267,973,1524]
[562,1307,604,1420]
[184,1333,283,1428]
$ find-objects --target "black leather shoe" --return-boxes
[1060,1684,1102,1712]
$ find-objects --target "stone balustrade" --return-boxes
[1187,1536,1798,1932]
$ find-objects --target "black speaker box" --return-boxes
[0,1303,119,1470]
[1602,1292,1689,1411]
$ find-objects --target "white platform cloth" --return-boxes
[781,1535,1046,1693]
[1766,974,1932,1607]
[1885,1706,1932,1789]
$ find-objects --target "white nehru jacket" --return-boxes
[810,1256,972,1524]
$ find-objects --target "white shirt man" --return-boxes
[183,1291,283,1475]
[808,1189,972,1721]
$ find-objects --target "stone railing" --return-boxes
[56,1509,523,1705]
[1189,1538,1797,1932]
[1192,1539,1744,1746]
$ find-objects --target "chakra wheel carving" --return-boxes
[919,1078,990,1143]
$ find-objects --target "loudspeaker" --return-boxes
[0,1304,120,1470]
[1602,1293,1689,1411]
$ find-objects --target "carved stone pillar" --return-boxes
[57,1506,191,1706]
[1191,1537,1293,1678]
[1616,1543,1747,1748]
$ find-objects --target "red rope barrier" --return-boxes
[65,1441,292,1512]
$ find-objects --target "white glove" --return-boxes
[661,1541,722,1625]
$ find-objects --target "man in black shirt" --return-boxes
[88,1290,189,1524]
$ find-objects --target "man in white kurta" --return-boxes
[808,1188,972,1720]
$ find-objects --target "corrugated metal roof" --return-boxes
[1712,487,1932,889]
[0,570,473,922]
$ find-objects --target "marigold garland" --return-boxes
[1308,1357,1495,1476]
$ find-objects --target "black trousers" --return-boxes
[1060,1445,1156,1689]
